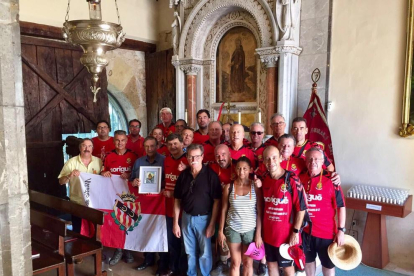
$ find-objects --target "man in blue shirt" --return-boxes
[130,136,167,274]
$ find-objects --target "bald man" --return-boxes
[228,124,256,169]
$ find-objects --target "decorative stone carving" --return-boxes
[180,64,201,75]
[275,45,302,55]
[256,47,279,67]
[172,11,182,56]
[179,0,277,58]
[275,0,302,41]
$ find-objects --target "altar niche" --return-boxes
[216,27,257,103]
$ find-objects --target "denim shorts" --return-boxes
[225,227,255,245]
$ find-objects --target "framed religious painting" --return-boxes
[401,0,414,137]
[138,166,162,194]
[216,27,257,103]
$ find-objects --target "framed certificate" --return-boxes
[139,166,162,194]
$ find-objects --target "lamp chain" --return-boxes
[115,0,122,25]
[65,0,71,21]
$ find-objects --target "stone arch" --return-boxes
[179,0,277,58]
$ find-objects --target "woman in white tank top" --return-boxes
[218,157,263,276]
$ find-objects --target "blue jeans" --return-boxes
[182,212,213,276]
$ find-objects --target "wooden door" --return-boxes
[21,36,109,197]
[145,48,176,132]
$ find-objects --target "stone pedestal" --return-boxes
[0,0,33,275]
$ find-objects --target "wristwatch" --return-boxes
[292,228,299,233]
[338,227,346,233]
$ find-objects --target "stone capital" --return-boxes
[180,64,201,75]
[275,45,302,56]
[256,47,279,68]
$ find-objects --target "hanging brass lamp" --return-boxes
[62,0,125,102]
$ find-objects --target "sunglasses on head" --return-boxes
[250,131,264,135]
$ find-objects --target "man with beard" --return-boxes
[299,148,346,276]
[209,144,235,275]
[164,134,189,276]
[264,113,286,148]
[203,121,223,163]
[157,107,176,141]
[126,119,145,158]
[101,130,138,265]
[92,120,115,160]
[58,138,102,232]
[291,117,334,172]
[255,146,307,276]
[193,109,210,144]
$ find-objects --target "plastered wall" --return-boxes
[330,0,414,271]
[19,0,158,42]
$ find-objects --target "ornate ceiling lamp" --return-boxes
[62,0,125,102]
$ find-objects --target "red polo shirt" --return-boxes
[156,123,175,141]
[228,144,257,169]
[193,130,209,144]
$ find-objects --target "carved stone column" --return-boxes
[0,0,33,275]
[180,65,201,129]
[275,42,302,127]
[257,48,279,134]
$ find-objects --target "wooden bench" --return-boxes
[29,189,107,276]
[31,209,67,276]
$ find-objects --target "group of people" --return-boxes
[58,106,346,276]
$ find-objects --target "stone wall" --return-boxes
[0,0,32,275]
[105,49,148,135]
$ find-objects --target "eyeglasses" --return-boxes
[129,125,140,129]
[250,131,264,135]
[271,122,285,126]
[190,179,196,194]
[188,155,202,160]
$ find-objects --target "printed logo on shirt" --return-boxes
[110,166,131,173]
[264,196,289,206]
[165,173,178,182]
[280,183,287,192]
[127,158,132,164]
[291,164,297,171]
[258,154,263,160]
[308,194,323,202]
[316,182,323,190]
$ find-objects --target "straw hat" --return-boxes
[328,234,362,270]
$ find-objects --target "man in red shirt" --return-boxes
[193,109,210,144]
[203,121,222,163]
[255,146,307,276]
[222,123,231,143]
[126,119,145,158]
[164,133,188,275]
[249,122,266,166]
[291,117,334,172]
[279,134,306,175]
[157,107,176,141]
[175,119,187,135]
[299,147,346,276]
[228,124,256,169]
[101,130,138,265]
[264,113,286,148]
[92,120,115,160]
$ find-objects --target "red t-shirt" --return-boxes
[126,135,145,158]
[164,153,189,217]
[209,161,236,188]
[102,150,137,175]
[202,140,219,163]
[252,144,266,179]
[157,144,170,157]
[92,137,115,161]
[264,136,279,148]
[262,172,307,247]
[281,157,306,176]
[193,130,209,144]
[228,145,257,169]
[300,171,345,239]
[156,123,175,141]
[293,140,332,168]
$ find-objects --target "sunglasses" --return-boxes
[250,131,264,135]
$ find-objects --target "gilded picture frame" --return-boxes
[400,0,414,137]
